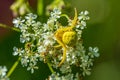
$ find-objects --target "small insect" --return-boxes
[55,8,78,67]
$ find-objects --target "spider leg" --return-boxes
[54,45,61,49]
[55,38,67,67]
[71,8,78,28]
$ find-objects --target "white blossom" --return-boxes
[12,8,100,78]
[27,63,38,74]
[0,66,9,80]
[13,17,25,28]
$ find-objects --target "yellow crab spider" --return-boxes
[55,8,78,67]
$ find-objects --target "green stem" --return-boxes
[7,57,21,77]
[47,63,55,73]
[37,0,43,16]
[25,0,33,13]
[60,14,70,20]
[0,23,20,32]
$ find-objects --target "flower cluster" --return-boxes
[12,8,100,80]
[12,8,61,73]
[47,73,80,80]
[76,10,90,29]
[0,66,9,80]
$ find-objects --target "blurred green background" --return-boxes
[0,0,120,80]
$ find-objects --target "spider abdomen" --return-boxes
[62,31,77,45]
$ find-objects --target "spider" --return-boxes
[54,8,78,67]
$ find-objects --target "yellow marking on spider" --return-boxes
[54,8,78,67]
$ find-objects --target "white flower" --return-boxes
[78,10,90,21]
[84,10,89,15]
[88,47,99,58]
[50,8,61,22]
[81,21,86,27]
[27,63,38,73]
[13,47,24,56]
[76,11,90,30]
[80,20,87,29]
[60,63,71,73]
[25,13,37,20]
[47,19,54,30]
[42,32,55,46]
[25,13,37,26]
[13,17,25,28]
[37,46,46,53]
[51,8,61,19]
[47,73,76,80]
[0,66,9,80]
[21,56,29,67]
[29,55,39,65]
[32,22,42,31]
[19,24,28,33]
[0,66,7,77]
[82,68,91,76]
[20,33,31,43]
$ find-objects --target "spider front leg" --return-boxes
[54,45,62,49]
[54,29,67,67]
[55,38,67,67]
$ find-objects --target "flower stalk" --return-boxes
[37,0,44,16]
[0,23,20,32]
[7,57,21,77]
[47,63,55,73]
